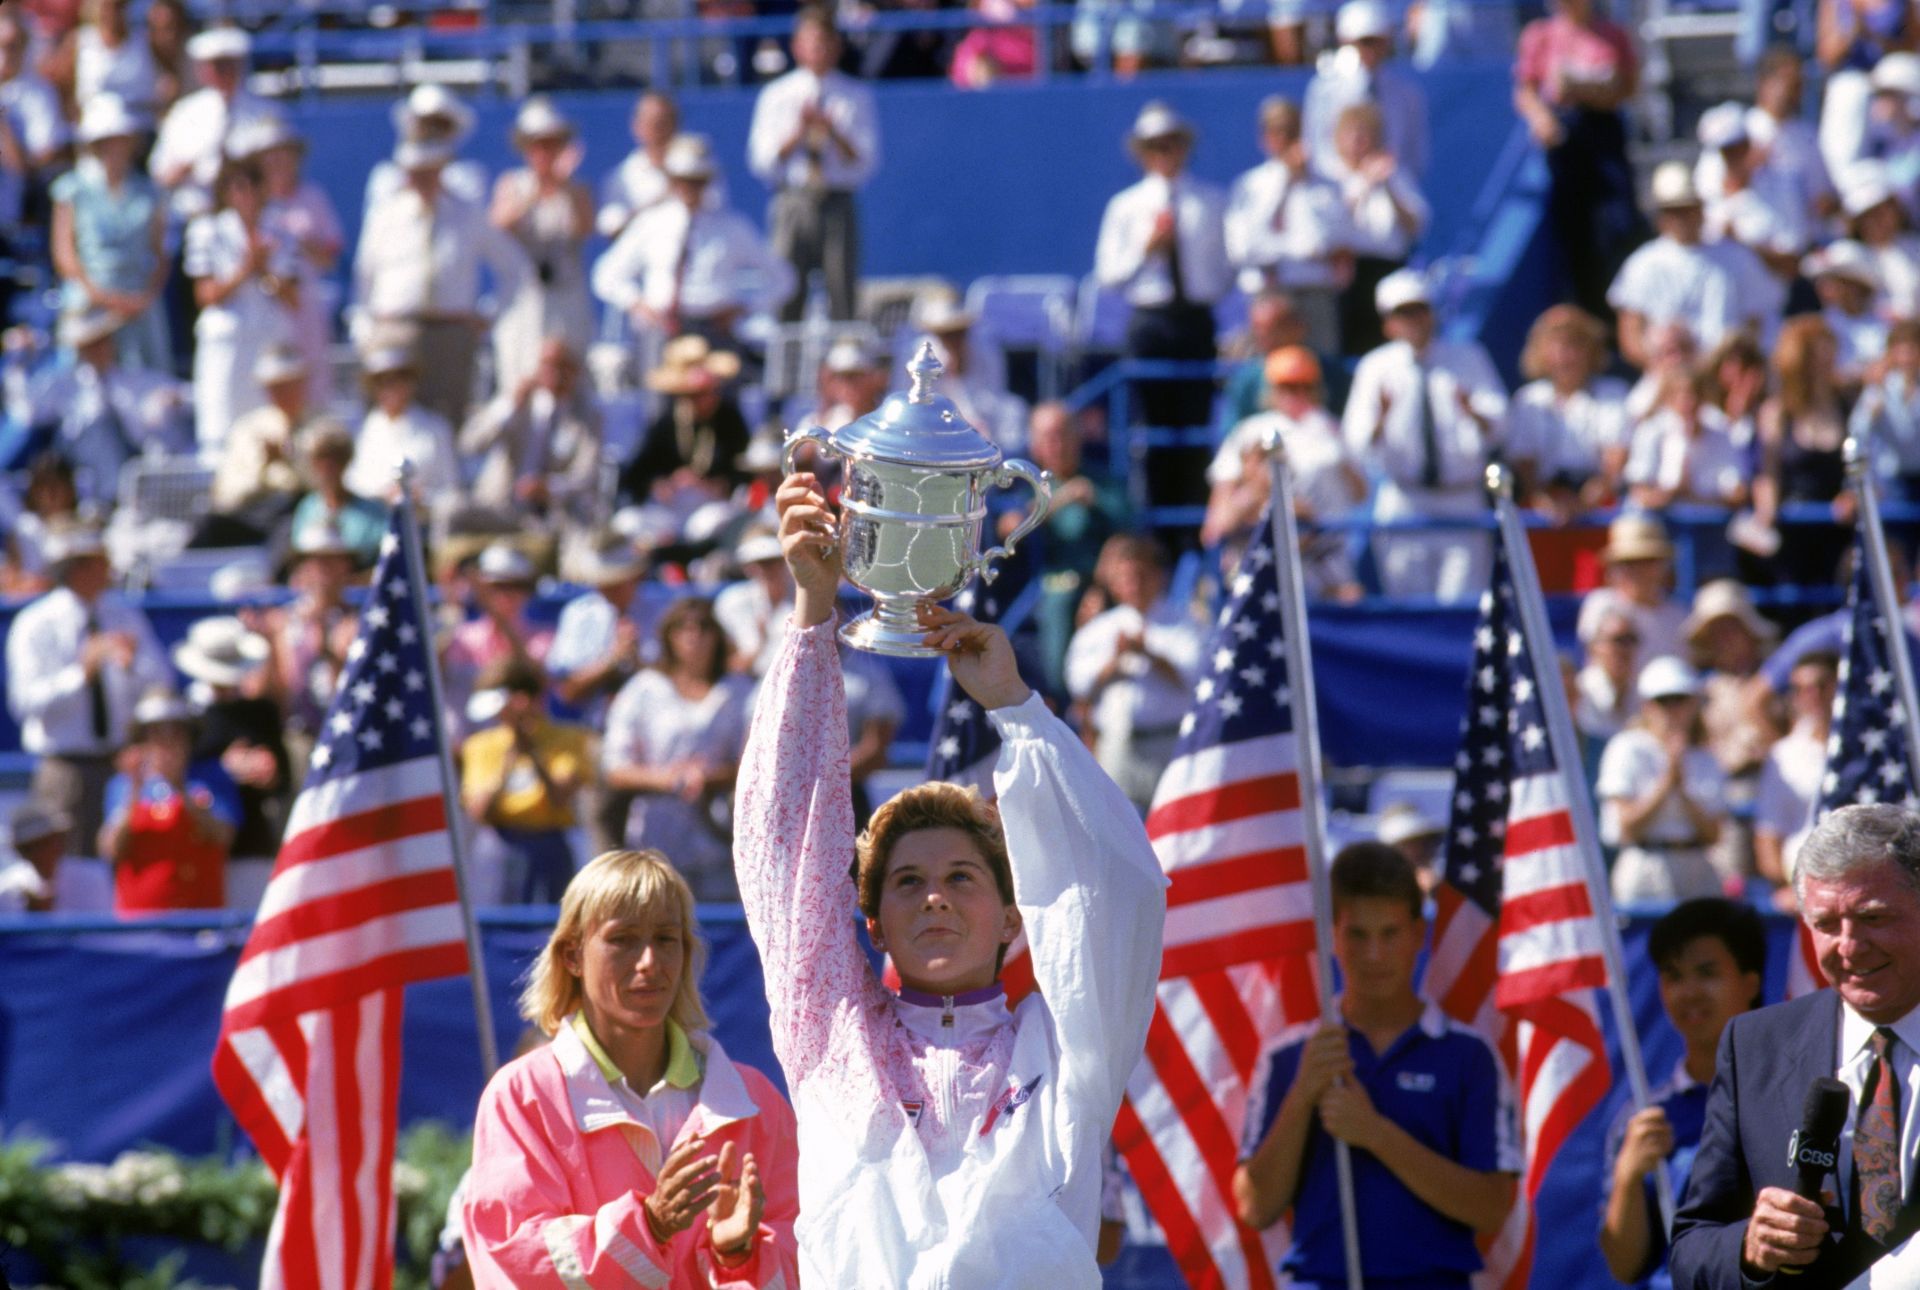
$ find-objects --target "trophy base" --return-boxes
[840,609,944,658]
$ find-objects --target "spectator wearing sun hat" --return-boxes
[345,342,464,517]
[0,800,110,913]
[231,114,344,411]
[912,287,1027,455]
[99,687,241,913]
[1342,267,1507,602]
[1205,345,1364,600]
[617,335,752,525]
[1695,102,1804,332]
[715,528,795,678]
[174,615,291,870]
[52,92,169,374]
[442,542,556,742]
[1609,160,1775,370]
[593,132,794,357]
[363,84,489,217]
[149,26,282,222]
[489,96,595,396]
[1577,513,1688,666]
[1596,657,1732,906]
[1805,239,1886,386]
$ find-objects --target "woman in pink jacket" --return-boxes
[461,848,800,1288]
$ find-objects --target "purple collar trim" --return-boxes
[895,982,1006,1009]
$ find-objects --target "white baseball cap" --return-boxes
[187,27,250,62]
[1336,0,1394,41]
[1649,160,1700,210]
[1636,656,1702,702]
[1697,102,1750,152]
[1373,267,1431,315]
[77,94,146,146]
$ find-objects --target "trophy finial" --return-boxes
[907,341,943,404]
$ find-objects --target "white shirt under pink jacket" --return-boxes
[734,614,1168,1289]
[461,1017,800,1288]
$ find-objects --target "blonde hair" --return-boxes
[519,850,711,1036]
[1519,304,1607,382]
[855,782,1013,920]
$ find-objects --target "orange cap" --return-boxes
[1264,345,1321,388]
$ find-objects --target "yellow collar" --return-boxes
[570,1012,700,1092]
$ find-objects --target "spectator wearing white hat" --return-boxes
[185,148,302,458]
[1341,267,1507,602]
[1597,657,1732,906]
[5,523,171,858]
[1695,101,1807,326]
[99,687,240,913]
[148,26,282,222]
[748,6,879,322]
[1303,0,1429,187]
[490,97,595,396]
[174,615,290,872]
[461,335,603,532]
[3,306,189,505]
[1694,51,1836,232]
[1852,318,1920,499]
[209,343,319,525]
[1513,0,1641,320]
[362,84,489,217]
[1608,161,1774,370]
[714,528,794,678]
[1223,95,1351,355]
[1095,101,1230,436]
[593,132,793,356]
[618,335,753,527]
[1806,239,1886,386]
[345,343,464,513]
[1577,513,1690,667]
[1842,161,1920,318]
[791,333,887,442]
[353,132,528,431]
[259,523,358,765]
[1329,98,1429,353]
[51,93,168,373]
[239,116,343,411]
[912,287,1027,454]
[1858,51,1920,201]
[0,801,110,913]
[596,91,726,241]
[0,5,69,220]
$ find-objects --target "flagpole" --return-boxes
[395,462,501,1081]
[1847,439,1920,774]
[1266,442,1365,1290]
[1486,465,1671,1233]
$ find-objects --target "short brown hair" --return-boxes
[1330,841,1422,921]
[855,782,1014,920]
[655,595,727,684]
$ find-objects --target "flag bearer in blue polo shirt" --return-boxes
[1599,897,1765,1288]
[1233,842,1521,1289]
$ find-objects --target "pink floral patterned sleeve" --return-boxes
[733,614,889,1085]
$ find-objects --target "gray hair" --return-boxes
[1794,803,1920,898]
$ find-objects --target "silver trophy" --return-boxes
[783,342,1053,657]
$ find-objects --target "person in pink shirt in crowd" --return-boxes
[441,541,555,737]
[462,848,799,1286]
[731,470,1166,1288]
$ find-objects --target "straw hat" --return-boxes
[735,530,785,566]
[1649,160,1701,210]
[1601,513,1674,564]
[912,290,974,335]
[824,336,880,374]
[646,335,741,395]
[253,343,307,387]
[1373,267,1430,315]
[1683,578,1778,651]
[172,616,271,688]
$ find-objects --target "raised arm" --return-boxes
[731,472,884,1083]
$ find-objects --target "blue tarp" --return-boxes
[0,907,1810,1289]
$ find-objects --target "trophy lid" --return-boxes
[828,342,1003,471]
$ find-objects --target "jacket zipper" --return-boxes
[940,995,959,1129]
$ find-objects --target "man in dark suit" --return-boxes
[1670,803,1920,1289]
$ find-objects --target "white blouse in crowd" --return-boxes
[346,403,464,506]
[361,158,489,219]
[1340,337,1509,493]
[1064,599,1206,738]
[1505,376,1632,483]
[1753,723,1825,881]
[1852,369,1920,480]
[1607,235,1775,352]
[600,669,755,880]
[1623,406,1750,504]
[1338,165,1429,261]
[0,71,67,225]
[747,66,881,192]
[590,199,796,320]
[149,88,283,219]
[1865,235,1920,321]
[1223,159,1351,293]
[714,580,791,678]
[73,27,156,114]
[352,185,529,320]
[1094,172,1232,308]
[1595,728,1730,848]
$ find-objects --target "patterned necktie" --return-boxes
[1164,194,1188,305]
[1857,1027,1903,1246]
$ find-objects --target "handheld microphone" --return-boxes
[1779,1077,1851,1275]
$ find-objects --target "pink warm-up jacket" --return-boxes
[461,1018,800,1288]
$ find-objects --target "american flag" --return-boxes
[211,509,472,1289]
[1426,543,1612,1290]
[1789,530,1920,996]
[1114,506,1322,1290]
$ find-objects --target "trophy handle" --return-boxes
[783,425,841,477]
[976,459,1054,585]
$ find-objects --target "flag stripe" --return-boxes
[241,868,463,965]
[1167,849,1308,907]
[1162,923,1317,980]
[1148,772,1301,839]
